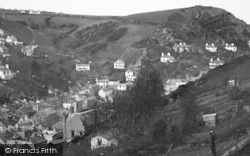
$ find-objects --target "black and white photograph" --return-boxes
[0,0,249,155]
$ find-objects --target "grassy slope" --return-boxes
[126,8,182,24]
[1,20,33,45]
[98,23,157,61]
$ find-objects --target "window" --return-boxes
[79,131,83,136]
[71,130,75,138]
[97,138,102,146]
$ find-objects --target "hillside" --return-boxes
[0,6,250,156]
[1,5,250,98]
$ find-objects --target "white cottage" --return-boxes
[225,43,237,52]
[160,52,175,63]
[209,58,224,69]
[116,83,127,91]
[96,78,109,88]
[76,63,90,71]
[114,60,125,69]
[205,43,217,52]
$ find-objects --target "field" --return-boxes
[98,23,157,61]
[120,48,144,66]
[51,16,118,30]
[2,14,50,24]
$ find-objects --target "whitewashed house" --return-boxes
[160,52,175,63]
[126,75,136,85]
[91,130,118,150]
[125,69,136,84]
[0,64,15,80]
[225,43,237,52]
[96,78,109,88]
[108,80,120,86]
[209,58,224,69]
[125,69,134,78]
[76,63,90,71]
[20,10,26,14]
[114,60,125,69]
[5,36,18,45]
[205,43,217,52]
[29,10,41,14]
[116,83,127,91]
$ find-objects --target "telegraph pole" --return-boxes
[210,131,217,156]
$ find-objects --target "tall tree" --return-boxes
[113,59,165,136]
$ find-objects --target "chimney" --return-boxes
[167,52,170,56]
[206,43,208,46]
[63,112,68,140]
[217,58,220,61]
[5,64,9,69]
[212,43,214,46]
[161,53,164,57]
[210,58,213,62]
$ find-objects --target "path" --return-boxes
[26,26,36,45]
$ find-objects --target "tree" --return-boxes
[113,60,165,136]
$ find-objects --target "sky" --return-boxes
[0,0,249,23]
